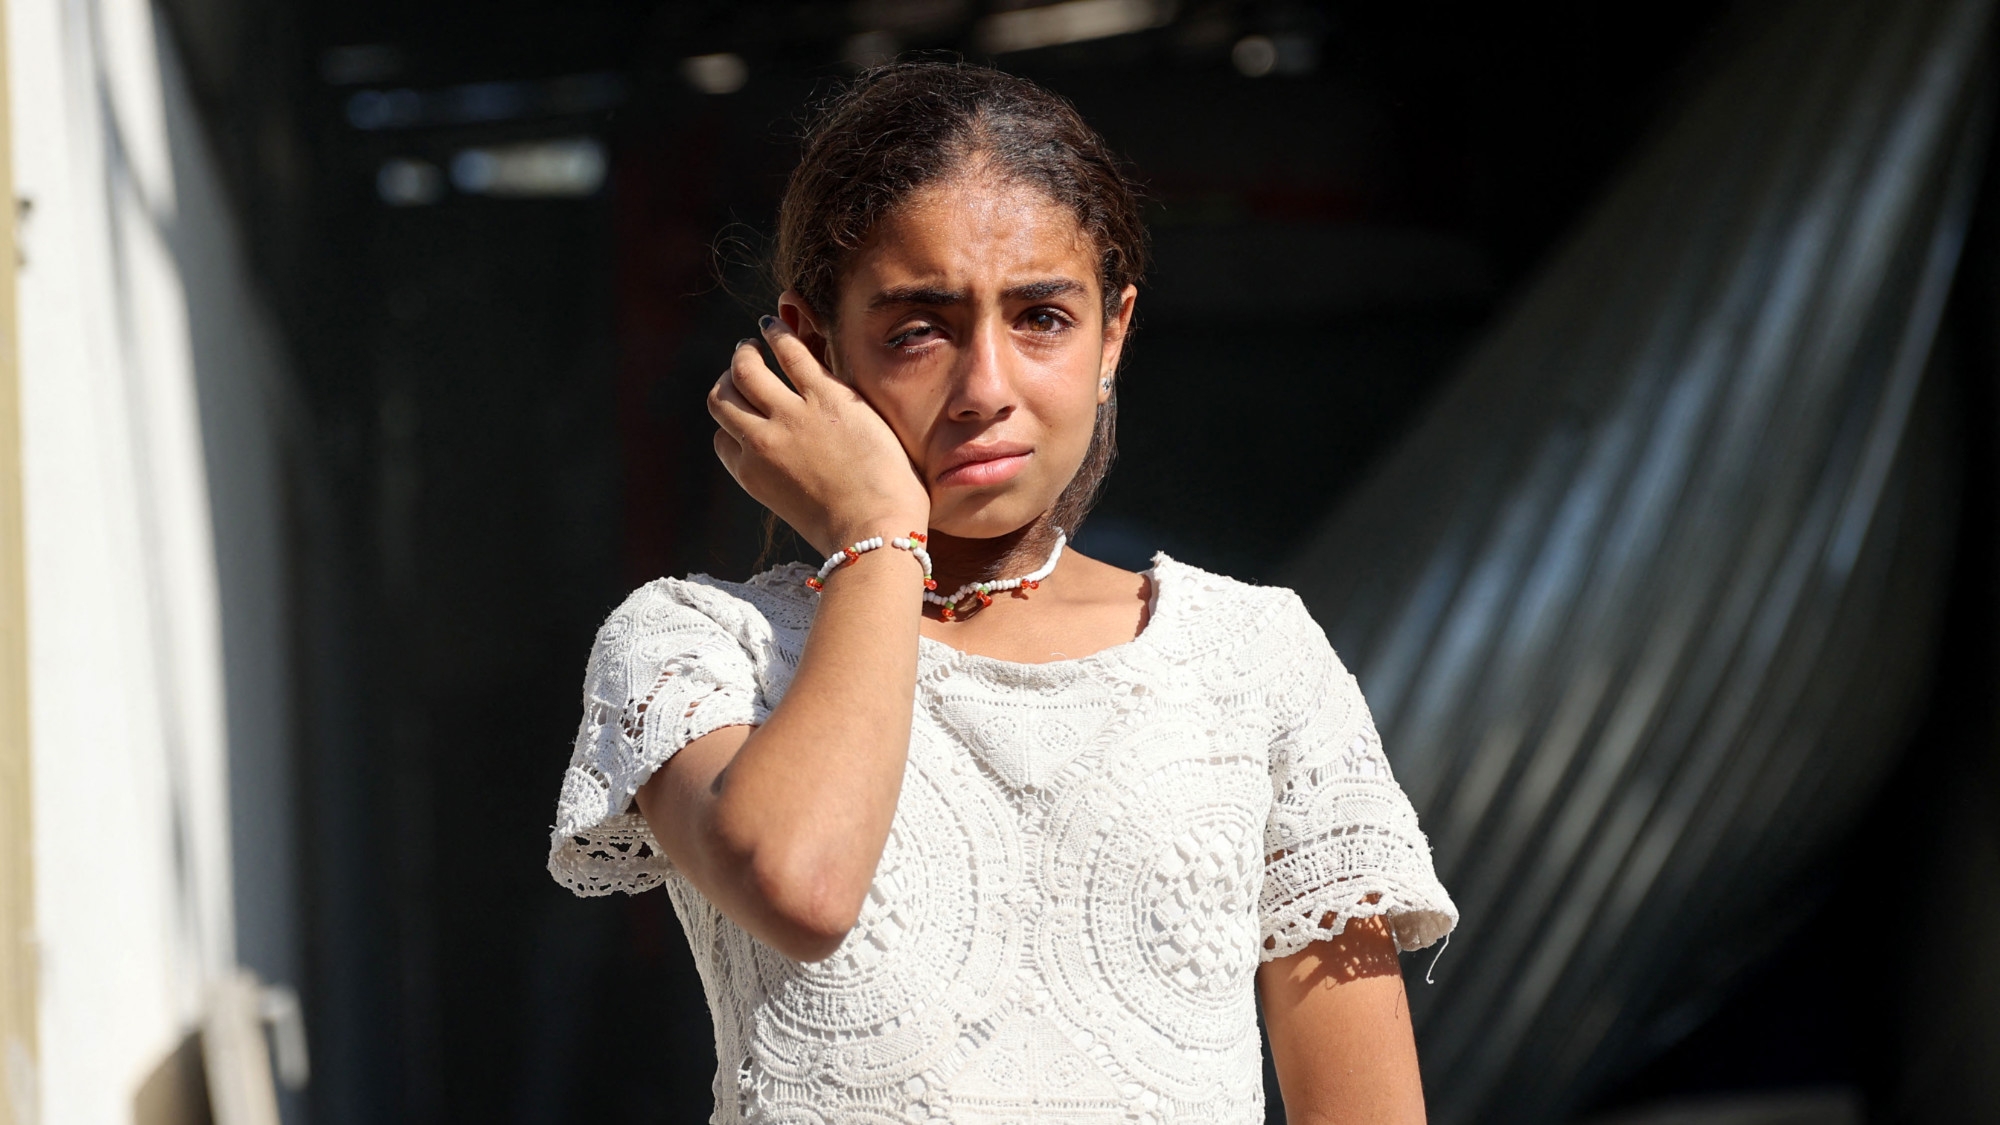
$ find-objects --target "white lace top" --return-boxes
[548,554,1456,1124]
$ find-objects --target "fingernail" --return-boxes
[736,337,756,349]
[758,315,778,332]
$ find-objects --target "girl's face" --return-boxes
[789,170,1137,540]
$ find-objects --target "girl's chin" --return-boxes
[926,498,1060,540]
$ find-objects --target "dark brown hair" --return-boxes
[774,60,1147,535]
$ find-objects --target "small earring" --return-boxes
[1099,378,1112,391]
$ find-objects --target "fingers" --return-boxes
[709,309,841,477]
[711,426,743,477]
[707,367,764,441]
[727,337,798,415]
[758,314,840,395]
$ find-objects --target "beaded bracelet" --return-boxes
[804,532,937,592]
[892,532,938,591]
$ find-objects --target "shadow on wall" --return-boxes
[134,1032,211,1125]
[148,0,303,1043]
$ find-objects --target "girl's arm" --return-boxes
[636,311,930,962]
[1258,914,1429,1125]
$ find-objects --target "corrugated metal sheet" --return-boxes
[1280,1,1993,1119]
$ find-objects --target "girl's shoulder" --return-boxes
[1140,552,1331,661]
[592,563,820,660]
[1143,554,1373,726]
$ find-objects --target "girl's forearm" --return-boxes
[702,545,925,951]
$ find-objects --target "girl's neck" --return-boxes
[924,513,1065,596]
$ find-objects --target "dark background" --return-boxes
[145,1,1993,1120]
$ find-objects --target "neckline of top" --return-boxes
[915,551,1179,671]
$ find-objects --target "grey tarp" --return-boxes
[1278,0,1994,1120]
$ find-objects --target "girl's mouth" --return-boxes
[935,449,1032,488]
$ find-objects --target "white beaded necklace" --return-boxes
[805,529,1068,622]
[924,530,1066,621]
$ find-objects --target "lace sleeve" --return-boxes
[1259,594,1457,959]
[547,579,771,896]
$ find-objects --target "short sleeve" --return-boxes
[1259,594,1458,959]
[547,578,772,896]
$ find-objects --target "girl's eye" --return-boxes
[888,323,939,348]
[1023,308,1072,333]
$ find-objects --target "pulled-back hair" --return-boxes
[774,60,1147,535]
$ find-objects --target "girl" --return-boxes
[550,61,1456,1124]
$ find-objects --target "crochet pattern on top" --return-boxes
[549,554,1457,1124]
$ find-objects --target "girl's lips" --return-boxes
[936,451,1032,488]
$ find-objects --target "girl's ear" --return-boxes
[777,289,833,369]
[1100,284,1139,382]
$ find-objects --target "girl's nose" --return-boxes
[949,317,1016,421]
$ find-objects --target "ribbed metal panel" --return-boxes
[1280,1,1992,1120]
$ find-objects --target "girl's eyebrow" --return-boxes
[1005,278,1087,302]
[867,277,1087,310]
[869,284,963,309]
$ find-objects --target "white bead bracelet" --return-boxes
[804,532,936,592]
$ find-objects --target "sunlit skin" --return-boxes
[634,167,1428,1123]
[823,169,1110,541]
[1261,903,1429,1125]
[796,166,1151,661]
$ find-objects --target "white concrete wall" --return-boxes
[9,0,299,1120]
